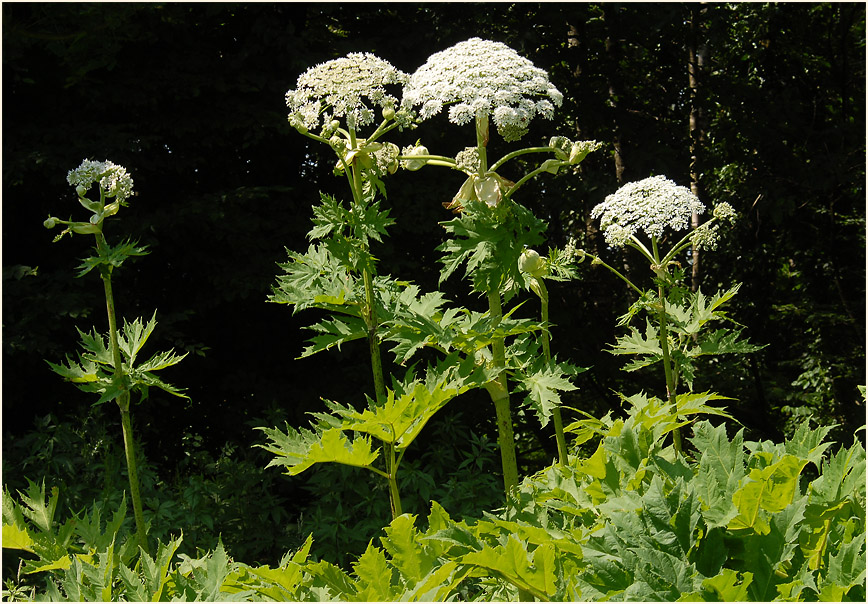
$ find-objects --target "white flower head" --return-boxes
[402,38,563,141]
[455,146,481,173]
[286,53,409,132]
[591,175,704,247]
[67,159,134,202]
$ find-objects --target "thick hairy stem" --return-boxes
[118,400,149,554]
[650,238,683,457]
[657,287,683,456]
[538,280,568,466]
[96,233,150,555]
[362,268,386,403]
[485,291,520,494]
[387,443,403,519]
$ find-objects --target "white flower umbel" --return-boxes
[402,38,563,142]
[67,159,134,202]
[591,175,704,248]
[286,53,409,133]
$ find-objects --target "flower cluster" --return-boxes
[591,176,704,247]
[549,137,603,165]
[286,53,409,132]
[455,147,481,173]
[67,159,134,202]
[691,202,738,250]
[402,38,563,141]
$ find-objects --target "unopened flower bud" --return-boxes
[401,145,429,171]
[519,248,547,278]
[76,185,88,197]
[43,217,57,229]
[382,106,396,121]
[288,114,307,134]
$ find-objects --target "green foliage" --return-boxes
[258,353,490,479]
[292,411,503,566]
[438,199,546,299]
[4,399,864,601]
[611,285,764,391]
[46,312,188,406]
[74,239,149,277]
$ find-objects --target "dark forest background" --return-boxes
[2,2,865,565]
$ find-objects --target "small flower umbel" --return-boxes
[44,160,187,555]
[45,160,135,242]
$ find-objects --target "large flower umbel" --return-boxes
[402,38,563,142]
[592,175,705,247]
[286,53,409,132]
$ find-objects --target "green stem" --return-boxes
[589,254,644,295]
[387,442,403,519]
[346,126,399,517]
[94,232,150,556]
[537,279,568,467]
[490,146,556,172]
[485,290,520,494]
[651,238,682,456]
[505,162,563,201]
[362,268,386,402]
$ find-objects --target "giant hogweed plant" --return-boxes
[40,160,188,554]
[580,175,763,454]
[260,39,599,519]
[392,37,600,487]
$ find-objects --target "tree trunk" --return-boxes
[603,4,626,185]
[688,3,708,292]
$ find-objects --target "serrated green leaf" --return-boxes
[2,523,34,552]
[140,534,182,601]
[380,514,437,586]
[351,543,396,601]
[17,480,59,534]
[118,312,157,366]
[691,421,745,527]
[46,356,101,383]
[513,358,578,427]
[259,424,380,476]
[823,532,866,594]
[137,348,188,373]
[627,547,702,601]
[700,568,753,601]
[730,454,809,532]
[299,315,368,358]
[76,238,149,277]
[731,497,807,600]
[610,318,663,360]
[194,538,233,601]
[461,536,556,600]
